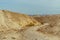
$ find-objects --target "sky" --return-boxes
[0,0,60,15]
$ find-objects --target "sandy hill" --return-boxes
[0,10,41,40]
[1,10,60,40]
[0,10,40,31]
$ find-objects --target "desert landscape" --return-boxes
[0,10,60,40]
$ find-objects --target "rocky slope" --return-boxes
[0,10,41,40]
[0,10,40,31]
[32,15,60,39]
[1,10,60,40]
[33,15,60,26]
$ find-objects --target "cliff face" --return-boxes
[0,10,40,31]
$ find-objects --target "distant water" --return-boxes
[0,0,60,15]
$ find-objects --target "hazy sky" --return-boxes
[0,0,60,15]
